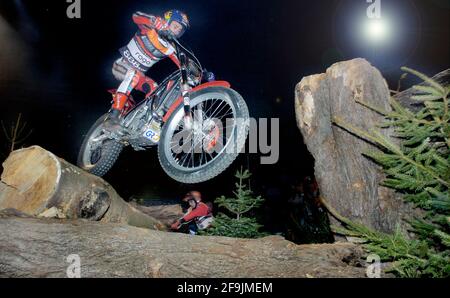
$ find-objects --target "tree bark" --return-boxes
[0,210,368,278]
[0,146,166,231]
[295,58,420,234]
[129,202,184,227]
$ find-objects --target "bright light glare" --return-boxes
[364,19,390,43]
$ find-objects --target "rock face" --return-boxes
[295,58,416,233]
[0,210,368,278]
[0,146,167,230]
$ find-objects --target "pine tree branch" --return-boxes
[332,116,382,146]
[371,130,449,188]
[332,117,449,188]
[355,98,389,116]
[388,97,435,126]
[319,196,353,226]
[401,67,446,94]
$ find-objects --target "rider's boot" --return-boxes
[104,92,128,133]
[103,109,123,132]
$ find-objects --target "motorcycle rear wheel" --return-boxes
[77,114,123,176]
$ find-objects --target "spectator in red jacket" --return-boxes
[171,191,212,234]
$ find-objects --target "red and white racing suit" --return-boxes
[111,12,181,112]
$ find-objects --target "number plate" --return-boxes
[144,128,160,143]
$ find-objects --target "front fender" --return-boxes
[162,80,231,122]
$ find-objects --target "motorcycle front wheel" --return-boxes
[158,86,249,184]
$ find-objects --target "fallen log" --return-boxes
[0,210,368,278]
[129,202,184,227]
[0,146,166,230]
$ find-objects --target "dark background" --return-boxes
[0,0,449,233]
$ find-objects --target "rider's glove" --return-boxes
[171,220,180,230]
[158,29,173,40]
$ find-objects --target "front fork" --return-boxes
[180,53,193,129]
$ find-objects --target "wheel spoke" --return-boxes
[166,95,238,170]
[180,152,190,167]
[202,98,217,116]
[210,101,231,120]
[207,100,225,119]
[216,108,234,120]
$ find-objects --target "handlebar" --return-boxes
[156,28,204,83]
[169,35,203,75]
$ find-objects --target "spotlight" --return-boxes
[364,18,390,43]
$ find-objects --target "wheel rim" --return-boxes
[81,124,106,169]
[163,92,238,172]
[90,146,102,164]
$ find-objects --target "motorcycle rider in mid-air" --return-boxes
[78,7,244,184]
[105,9,190,131]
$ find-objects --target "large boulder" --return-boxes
[295,58,418,233]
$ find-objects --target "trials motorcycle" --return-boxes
[77,37,249,184]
